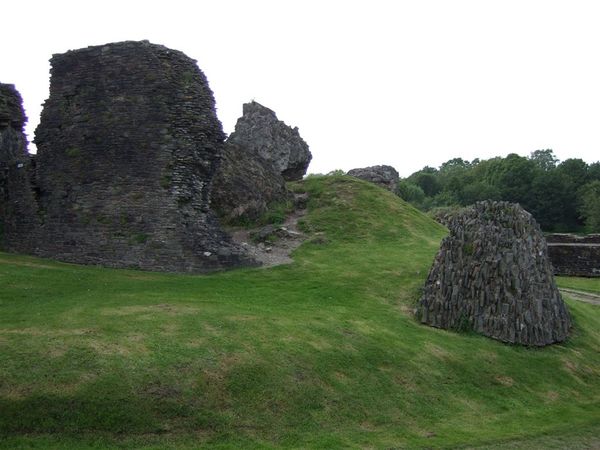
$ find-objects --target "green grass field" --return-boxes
[1,175,599,449]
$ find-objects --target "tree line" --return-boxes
[397,150,600,232]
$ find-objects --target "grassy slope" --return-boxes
[0,175,598,449]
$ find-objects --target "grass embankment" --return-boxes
[1,175,599,449]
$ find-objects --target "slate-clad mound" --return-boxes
[33,41,255,272]
[227,101,311,181]
[0,84,39,253]
[418,201,571,346]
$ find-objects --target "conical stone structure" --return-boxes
[418,201,571,346]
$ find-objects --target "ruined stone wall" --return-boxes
[418,201,571,346]
[546,234,600,277]
[0,84,39,253]
[32,41,255,272]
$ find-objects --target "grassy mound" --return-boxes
[0,175,598,449]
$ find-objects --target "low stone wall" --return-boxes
[546,234,600,277]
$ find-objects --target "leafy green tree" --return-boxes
[404,153,598,232]
[579,180,600,232]
[588,162,600,182]
[439,157,472,173]
[396,180,426,206]
[557,158,589,189]
[437,158,474,203]
[529,149,558,171]
[529,171,573,231]
[460,181,501,206]
[407,168,441,197]
[484,154,536,208]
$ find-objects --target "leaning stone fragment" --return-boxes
[227,101,311,181]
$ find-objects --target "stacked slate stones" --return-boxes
[0,84,39,253]
[32,41,255,272]
[418,201,571,346]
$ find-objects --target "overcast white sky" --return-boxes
[2,0,600,176]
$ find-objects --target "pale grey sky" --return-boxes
[3,0,600,176]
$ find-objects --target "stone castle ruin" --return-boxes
[418,201,571,346]
[0,41,311,272]
[0,84,40,254]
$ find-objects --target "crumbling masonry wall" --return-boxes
[30,41,254,272]
[0,84,39,253]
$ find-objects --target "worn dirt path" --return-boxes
[559,288,600,306]
[227,208,307,268]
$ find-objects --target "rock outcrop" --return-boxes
[31,41,255,272]
[418,201,571,346]
[0,84,39,253]
[347,165,399,192]
[227,101,311,181]
[212,142,291,223]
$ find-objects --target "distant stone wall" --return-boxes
[0,84,39,253]
[30,41,255,272]
[546,234,600,277]
[418,201,571,346]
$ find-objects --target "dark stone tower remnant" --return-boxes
[227,101,312,181]
[0,84,39,252]
[418,201,571,346]
[33,41,255,272]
